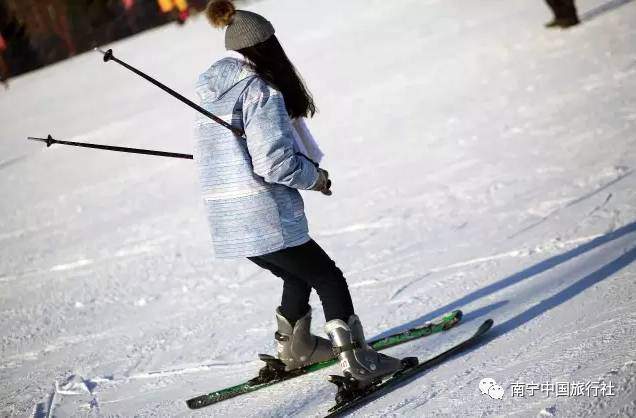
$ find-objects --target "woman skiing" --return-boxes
[194,0,403,387]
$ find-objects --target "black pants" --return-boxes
[248,240,355,323]
[545,0,578,19]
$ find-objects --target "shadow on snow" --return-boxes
[338,222,636,416]
[580,0,634,22]
[372,221,636,340]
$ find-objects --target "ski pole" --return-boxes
[28,136,332,194]
[27,135,193,160]
[91,48,331,192]
[94,47,245,137]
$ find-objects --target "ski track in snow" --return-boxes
[2,0,636,416]
[389,233,605,301]
[508,168,633,239]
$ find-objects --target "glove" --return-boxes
[311,168,332,196]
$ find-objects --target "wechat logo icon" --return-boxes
[479,378,504,400]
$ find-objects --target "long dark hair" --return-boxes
[238,35,316,119]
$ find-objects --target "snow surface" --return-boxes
[1,0,636,416]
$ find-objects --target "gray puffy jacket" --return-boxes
[194,57,319,258]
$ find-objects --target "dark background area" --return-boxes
[0,0,208,81]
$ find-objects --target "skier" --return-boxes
[544,0,580,28]
[194,0,402,387]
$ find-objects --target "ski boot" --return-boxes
[325,314,417,403]
[250,307,334,385]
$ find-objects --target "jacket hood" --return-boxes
[196,56,255,102]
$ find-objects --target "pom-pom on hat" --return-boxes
[206,0,275,51]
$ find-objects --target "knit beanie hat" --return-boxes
[206,0,275,51]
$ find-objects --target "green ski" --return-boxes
[186,309,463,410]
[325,318,493,417]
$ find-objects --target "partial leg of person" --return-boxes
[560,0,579,21]
[250,240,403,385]
[544,0,580,28]
[249,256,312,323]
[248,255,333,370]
[250,240,353,321]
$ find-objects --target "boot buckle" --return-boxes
[332,341,361,356]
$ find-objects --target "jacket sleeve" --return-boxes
[241,78,319,190]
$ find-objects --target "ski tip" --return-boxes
[479,319,494,334]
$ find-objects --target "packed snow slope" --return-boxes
[1,0,635,416]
